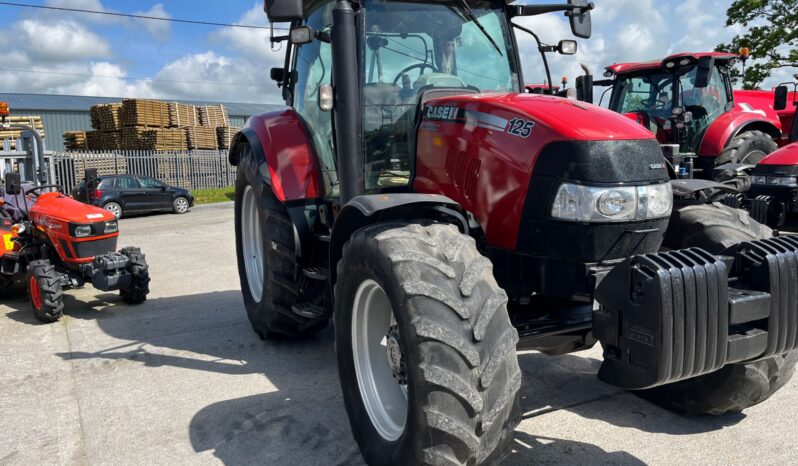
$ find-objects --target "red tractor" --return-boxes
[593,52,787,175]
[231,2,798,464]
[0,103,150,322]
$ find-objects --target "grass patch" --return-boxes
[193,187,235,205]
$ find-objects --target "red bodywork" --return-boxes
[413,93,654,250]
[243,109,322,202]
[758,141,798,166]
[28,192,118,265]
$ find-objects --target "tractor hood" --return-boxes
[30,192,117,225]
[422,92,655,142]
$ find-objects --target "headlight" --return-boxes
[752,175,767,185]
[551,182,672,223]
[758,175,798,186]
[104,221,118,234]
[74,225,92,237]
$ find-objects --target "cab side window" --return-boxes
[293,5,337,196]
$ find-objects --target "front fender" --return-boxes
[329,194,467,286]
[699,112,782,157]
[228,109,322,202]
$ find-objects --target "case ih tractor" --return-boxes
[231,2,798,464]
[0,103,150,322]
[596,53,786,173]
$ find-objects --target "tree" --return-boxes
[715,0,797,89]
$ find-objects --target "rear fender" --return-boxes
[329,194,468,286]
[699,112,781,157]
[229,109,322,202]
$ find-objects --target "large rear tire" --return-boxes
[27,260,64,323]
[234,144,327,339]
[716,130,778,166]
[335,223,521,465]
[651,202,797,414]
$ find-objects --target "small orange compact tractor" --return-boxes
[0,102,149,322]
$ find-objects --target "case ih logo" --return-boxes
[425,106,461,121]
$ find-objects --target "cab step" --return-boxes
[291,303,327,319]
[302,266,329,281]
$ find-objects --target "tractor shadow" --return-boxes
[7,289,742,464]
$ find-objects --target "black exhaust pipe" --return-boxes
[332,0,364,203]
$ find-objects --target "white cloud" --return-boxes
[14,19,111,63]
[133,4,171,42]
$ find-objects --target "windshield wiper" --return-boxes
[454,0,502,56]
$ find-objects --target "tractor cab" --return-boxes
[774,79,798,144]
[269,0,591,199]
[605,53,737,155]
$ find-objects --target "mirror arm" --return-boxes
[270,34,290,44]
[509,3,594,18]
[512,23,554,95]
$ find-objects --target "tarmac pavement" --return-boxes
[1,201,797,465]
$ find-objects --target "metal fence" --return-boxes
[50,150,236,193]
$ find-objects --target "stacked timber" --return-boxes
[184,126,218,150]
[100,131,122,150]
[216,126,240,150]
[75,153,128,177]
[121,99,169,128]
[168,102,199,127]
[198,104,230,128]
[63,131,88,150]
[86,130,102,151]
[0,115,46,149]
[121,127,187,151]
[90,103,122,131]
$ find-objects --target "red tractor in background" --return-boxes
[0,103,150,322]
[231,2,798,464]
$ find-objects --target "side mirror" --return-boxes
[568,0,593,39]
[576,74,593,103]
[290,26,314,45]
[558,40,577,55]
[694,56,715,88]
[4,172,21,195]
[775,85,789,111]
[263,0,303,23]
[270,67,285,84]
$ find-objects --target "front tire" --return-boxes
[27,260,64,323]
[173,197,190,214]
[716,130,778,166]
[234,144,327,339]
[653,202,796,414]
[335,223,521,465]
[120,247,150,304]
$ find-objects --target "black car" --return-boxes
[72,175,194,218]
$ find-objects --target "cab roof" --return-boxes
[606,52,739,76]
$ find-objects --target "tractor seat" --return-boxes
[1,184,34,222]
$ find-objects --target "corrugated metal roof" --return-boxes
[0,93,283,116]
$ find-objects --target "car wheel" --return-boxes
[173,197,190,214]
[104,202,122,218]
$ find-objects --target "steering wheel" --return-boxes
[24,185,62,196]
[393,63,436,86]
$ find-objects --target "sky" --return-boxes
[0,0,792,104]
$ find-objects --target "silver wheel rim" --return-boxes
[105,203,120,217]
[742,150,766,164]
[175,198,189,213]
[241,185,264,302]
[352,279,408,441]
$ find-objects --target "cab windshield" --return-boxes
[362,0,520,191]
[610,65,731,152]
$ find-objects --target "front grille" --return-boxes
[72,237,118,259]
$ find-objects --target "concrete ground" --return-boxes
[1,202,797,466]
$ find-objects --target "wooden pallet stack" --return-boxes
[184,126,218,150]
[86,130,102,151]
[198,104,230,128]
[168,102,199,127]
[0,116,46,149]
[157,154,191,187]
[216,126,240,150]
[121,99,170,128]
[121,127,187,151]
[90,104,122,131]
[100,131,122,150]
[63,131,88,150]
[73,153,128,177]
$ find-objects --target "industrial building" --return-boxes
[0,93,282,151]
